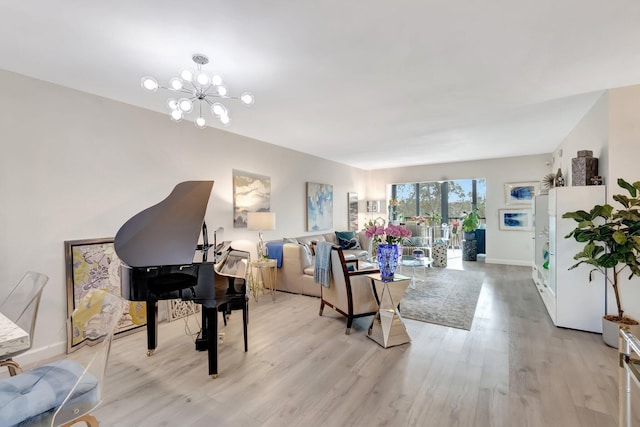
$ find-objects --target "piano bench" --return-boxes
[148,273,197,297]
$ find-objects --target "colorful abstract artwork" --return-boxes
[499,209,533,231]
[504,182,539,205]
[64,238,146,352]
[307,182,334,231]
[233,170,271,228]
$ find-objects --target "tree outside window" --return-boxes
[391,178,486,224]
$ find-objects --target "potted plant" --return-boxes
[462,208,479,241]
[563,178,640,347]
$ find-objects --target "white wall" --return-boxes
[364,155,552,266]
[0,70,367,363]
[551,84,640,322]
[551,93,609,186]
[607,84,640,321]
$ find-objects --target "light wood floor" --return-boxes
[88,258,639,427]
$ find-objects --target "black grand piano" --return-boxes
[114,181,243,378]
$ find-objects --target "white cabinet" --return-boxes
[533,186,606,333]
[532,194,553,319]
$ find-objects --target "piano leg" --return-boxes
[146,299,158,356]
[207,306,218,378]
[243,295,248,352]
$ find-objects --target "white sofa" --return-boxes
[271,231,371,297]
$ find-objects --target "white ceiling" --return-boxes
[2,1,640,170]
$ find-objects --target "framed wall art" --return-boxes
[499,209,533,231]
[233,170,271,228]
[504,181,539,205]
[307,182,333,231]
[64,237,146,353]
[366,200,381,213]
[348,192,358,231]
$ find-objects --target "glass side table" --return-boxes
[399,255,432,289]
[249,258,277,302]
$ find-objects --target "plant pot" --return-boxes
[463,231,476,241]
[462,239,477,261]
[602,316,640,348]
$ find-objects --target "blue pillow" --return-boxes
[338,236,361,250]
[335,231,355,241]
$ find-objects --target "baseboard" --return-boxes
[10,340,67,370]
[485,258,533,267]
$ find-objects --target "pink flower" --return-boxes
[364,224,412,245]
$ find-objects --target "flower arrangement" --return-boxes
[365,223,412,245]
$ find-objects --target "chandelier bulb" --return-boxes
[166,98,178,111]
[141,76,158,92]
[180,69,193,82]
[196,73,210,86]
[216,86,228,97]
[178,98,193,113]
[211,103,227,117]
[240,92,255,105]
[170,110,183,122]
[211,74,223,86]
[195,117,207,128]
[219,114,230,126]
[169,78,183,91]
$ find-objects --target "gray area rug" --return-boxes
[398,267,485,330]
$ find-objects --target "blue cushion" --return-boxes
[335,231,355,241]
[338,236,361,250]
[0,359,98,427]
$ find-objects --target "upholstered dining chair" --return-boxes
[0,289,124,427]
[319,246,379,334]
[0,271,49,376]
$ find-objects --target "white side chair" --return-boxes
[0,289,124,427]
[0,271,49,376]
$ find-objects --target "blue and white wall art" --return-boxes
[307,182,333,231]
[504,181,539,205]
[499,209,533,231]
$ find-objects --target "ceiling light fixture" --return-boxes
[141,54,254,129]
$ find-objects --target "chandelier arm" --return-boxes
[168,87,195,96]
[183,80,199,94]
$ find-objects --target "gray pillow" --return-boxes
[299,243,313,267]
[283,237,298,244]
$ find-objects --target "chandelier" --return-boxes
[140,54,254,128]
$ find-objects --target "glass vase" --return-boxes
[377,243,399,282]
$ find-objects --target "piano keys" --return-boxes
[114,181,226,378]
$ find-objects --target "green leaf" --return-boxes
[613,231,627,245]
[593,204,613,218]
[598,253,618,268]
[562,210,591,221]
[619,178,637,197]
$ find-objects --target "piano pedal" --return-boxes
[147,349,155,357]
[218,332,225,344]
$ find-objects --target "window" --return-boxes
[390,179,486,224]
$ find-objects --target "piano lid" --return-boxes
[114,181,214,268]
